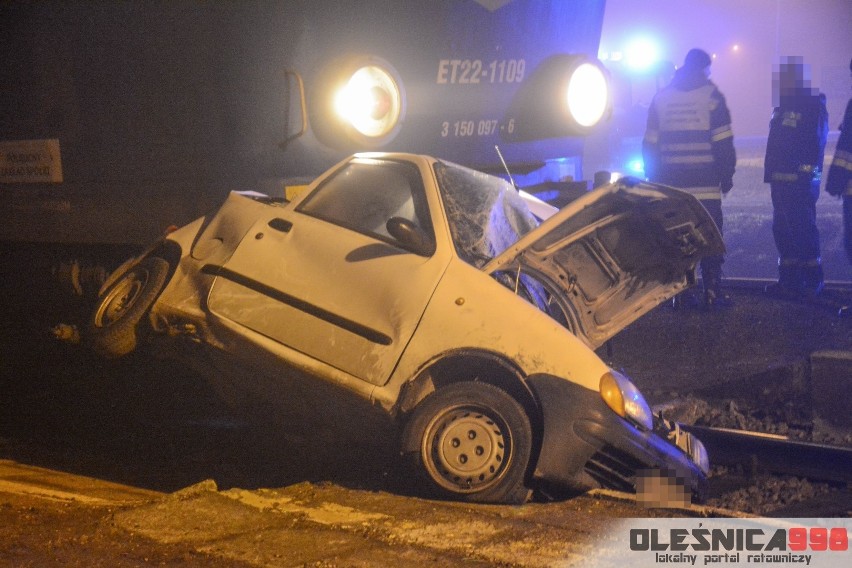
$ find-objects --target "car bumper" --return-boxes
[528,374,709,501]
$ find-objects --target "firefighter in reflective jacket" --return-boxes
[825,57,852,267]
[764,56,829,297]
[643,48,736,308]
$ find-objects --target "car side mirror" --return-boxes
[386,217,435,256]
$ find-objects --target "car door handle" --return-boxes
[268,218,293,233]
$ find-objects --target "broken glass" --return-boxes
[433,161,539,268]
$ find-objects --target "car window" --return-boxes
[434,161,539,268]
[298,158,434,246]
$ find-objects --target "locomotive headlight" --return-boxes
[334,64,403,139]
[503,54,611,141]
[565,62,610,128]
[311,57,406,148]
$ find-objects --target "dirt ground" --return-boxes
[604,284,852,400]
[0,491,257,567]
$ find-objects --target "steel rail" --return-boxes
[681,424,852,485]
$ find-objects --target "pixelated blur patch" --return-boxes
[636,468,691,508]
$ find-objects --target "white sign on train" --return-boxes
[0,139,63,184]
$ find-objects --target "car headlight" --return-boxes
[599,371,653,430]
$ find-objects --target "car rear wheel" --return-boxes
[88,257,169,358]
[402,382,532,504]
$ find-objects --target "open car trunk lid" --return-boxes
[483,178,725,349]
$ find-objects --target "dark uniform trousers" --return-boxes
[769,179,823,289]
[697,198,724,289]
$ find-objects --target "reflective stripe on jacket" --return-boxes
[643,78,735,192]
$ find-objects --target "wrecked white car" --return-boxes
[88,153,722,504]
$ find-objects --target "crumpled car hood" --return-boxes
[482,178,725,349]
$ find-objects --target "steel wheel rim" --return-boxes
[422,404,512,493]
[94,269,148,327]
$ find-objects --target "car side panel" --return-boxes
[378,257,609,404]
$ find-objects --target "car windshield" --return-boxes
[433,161,539,268]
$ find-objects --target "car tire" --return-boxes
[401,381,533,504]
[88,257,169,358]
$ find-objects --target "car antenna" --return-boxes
[495,145,519,192]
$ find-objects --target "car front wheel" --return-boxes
[88,256,169,358]
[402,381,533,504]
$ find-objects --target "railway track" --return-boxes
[682,424,852,486]
[684,424,852,517]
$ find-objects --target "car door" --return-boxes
[207,157,449,385]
